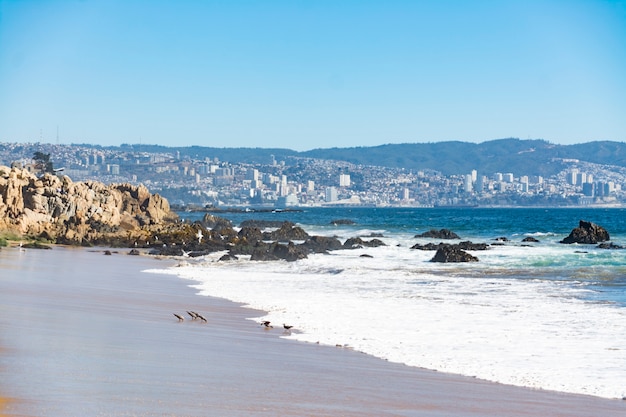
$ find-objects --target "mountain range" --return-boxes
[118,138,626,177]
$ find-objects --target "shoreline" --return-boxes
[1,246,624,416]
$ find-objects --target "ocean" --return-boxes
[150,207,626,399]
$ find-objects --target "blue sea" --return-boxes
[152,207,626,398]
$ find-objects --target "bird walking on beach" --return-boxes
[173,313,184,322]
[187,311,197,320]
[196,313,207,323]
[261,321,273,328]
[283,324,293,330]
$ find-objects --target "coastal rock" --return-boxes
[522,236,540,243]
[200,213,233,230]
[597,242,624,249]
[299,235,343,253]
[343,237,387,249]
[0,166,179,245]
[430,245,479,263]
[265,222,310,241]
[560,220,610,244]
[415,229,460,239]
[411,241,488,251]
[251,241,308,262]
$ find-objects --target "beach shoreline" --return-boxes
[0,246,624,416]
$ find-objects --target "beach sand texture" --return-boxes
[0,246,624,416]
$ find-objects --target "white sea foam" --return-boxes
[148,240,626,399]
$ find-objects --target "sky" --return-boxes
[0,0,625,151]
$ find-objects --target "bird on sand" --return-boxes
[283,324,293,330]
[173,313,184,322]
[261,321,272,328]
[196,313,207,323]
[187,311,197,319]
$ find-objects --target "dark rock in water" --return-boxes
[265,222,310,241]
[430,245,479,263]
[104,250,112,255]
[300,235,343,253]
[458,241,489,250]
[22,242,52,250]
[219,253,239,261]
[200,213,233,230]
[343,237,388,249]
[411,241,488,251]
[560,220,610,244]
[411,242,443,250]
[237,226,264,244]
[597,242,624,249]
[522,236,540,243]
[128,249,141,255]
[251,241,308,262]
[415,229,460,239]
[360,254,373,258]
[330,219,356,225]
[344,237,364,249]
[365,232,384,238]
[494,236,509,242]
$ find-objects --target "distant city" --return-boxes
[1,142,625,208]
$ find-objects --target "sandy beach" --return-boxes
[0,246,624,417]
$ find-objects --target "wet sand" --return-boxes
[0,246,624,416]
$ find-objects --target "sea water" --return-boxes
[149,207,626,399]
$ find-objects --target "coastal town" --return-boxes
[1,141,625,208]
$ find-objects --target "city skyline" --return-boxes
[1,1,625,150]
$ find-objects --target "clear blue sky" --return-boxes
[1,0,625,151]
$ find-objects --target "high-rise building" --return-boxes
[325,187,338,202]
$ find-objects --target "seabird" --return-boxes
[283,324,293,330]
[261,321,273,328]
[173,313,184,322]
[196,313,207,322]
[187,311,197,319]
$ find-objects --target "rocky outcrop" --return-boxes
[0,166,178,245]
[560,220,610,244]
[343,237,387,249]
[299,235,343,253]
[411,241,488,251]
[264,222,310,241]
[415,229,460,239]
[430,245,479,263]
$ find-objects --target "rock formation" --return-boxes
[430,245,479,263]
[560,220,610,244]
[0,166,178,245]
[415,229,460,239]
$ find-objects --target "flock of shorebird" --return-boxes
[172,311,293,332]
[173,311,207,322]
[173,313,293,332]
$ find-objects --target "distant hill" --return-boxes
[108,138,626,177]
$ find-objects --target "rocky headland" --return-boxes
[0,166,178,246]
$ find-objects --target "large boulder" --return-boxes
[560,220,610,244]
[415,229,460,239]
[300,235,343,253]
[265,222,310,241]
[430,245,479,263]
[251,241,308,262]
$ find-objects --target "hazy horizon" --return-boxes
[1,1,625,151]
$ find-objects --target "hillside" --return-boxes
[107,139,626,177]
